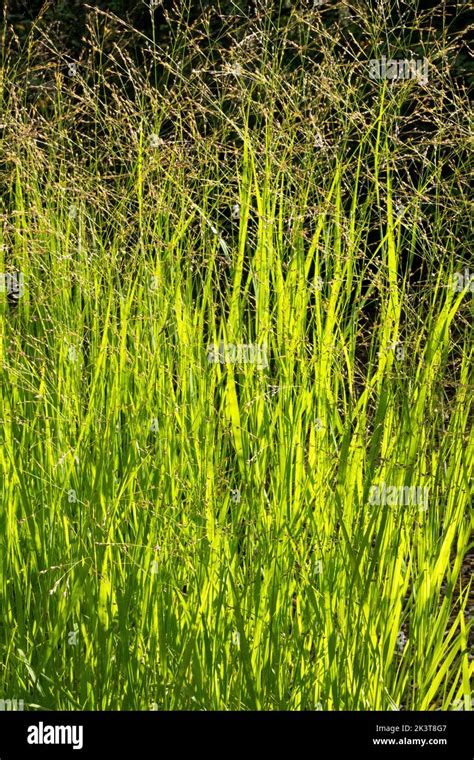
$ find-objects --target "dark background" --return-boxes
[5,1,472,63]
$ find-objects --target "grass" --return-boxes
[0,1,472,710]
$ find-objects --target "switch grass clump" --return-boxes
[0,1,471,710]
